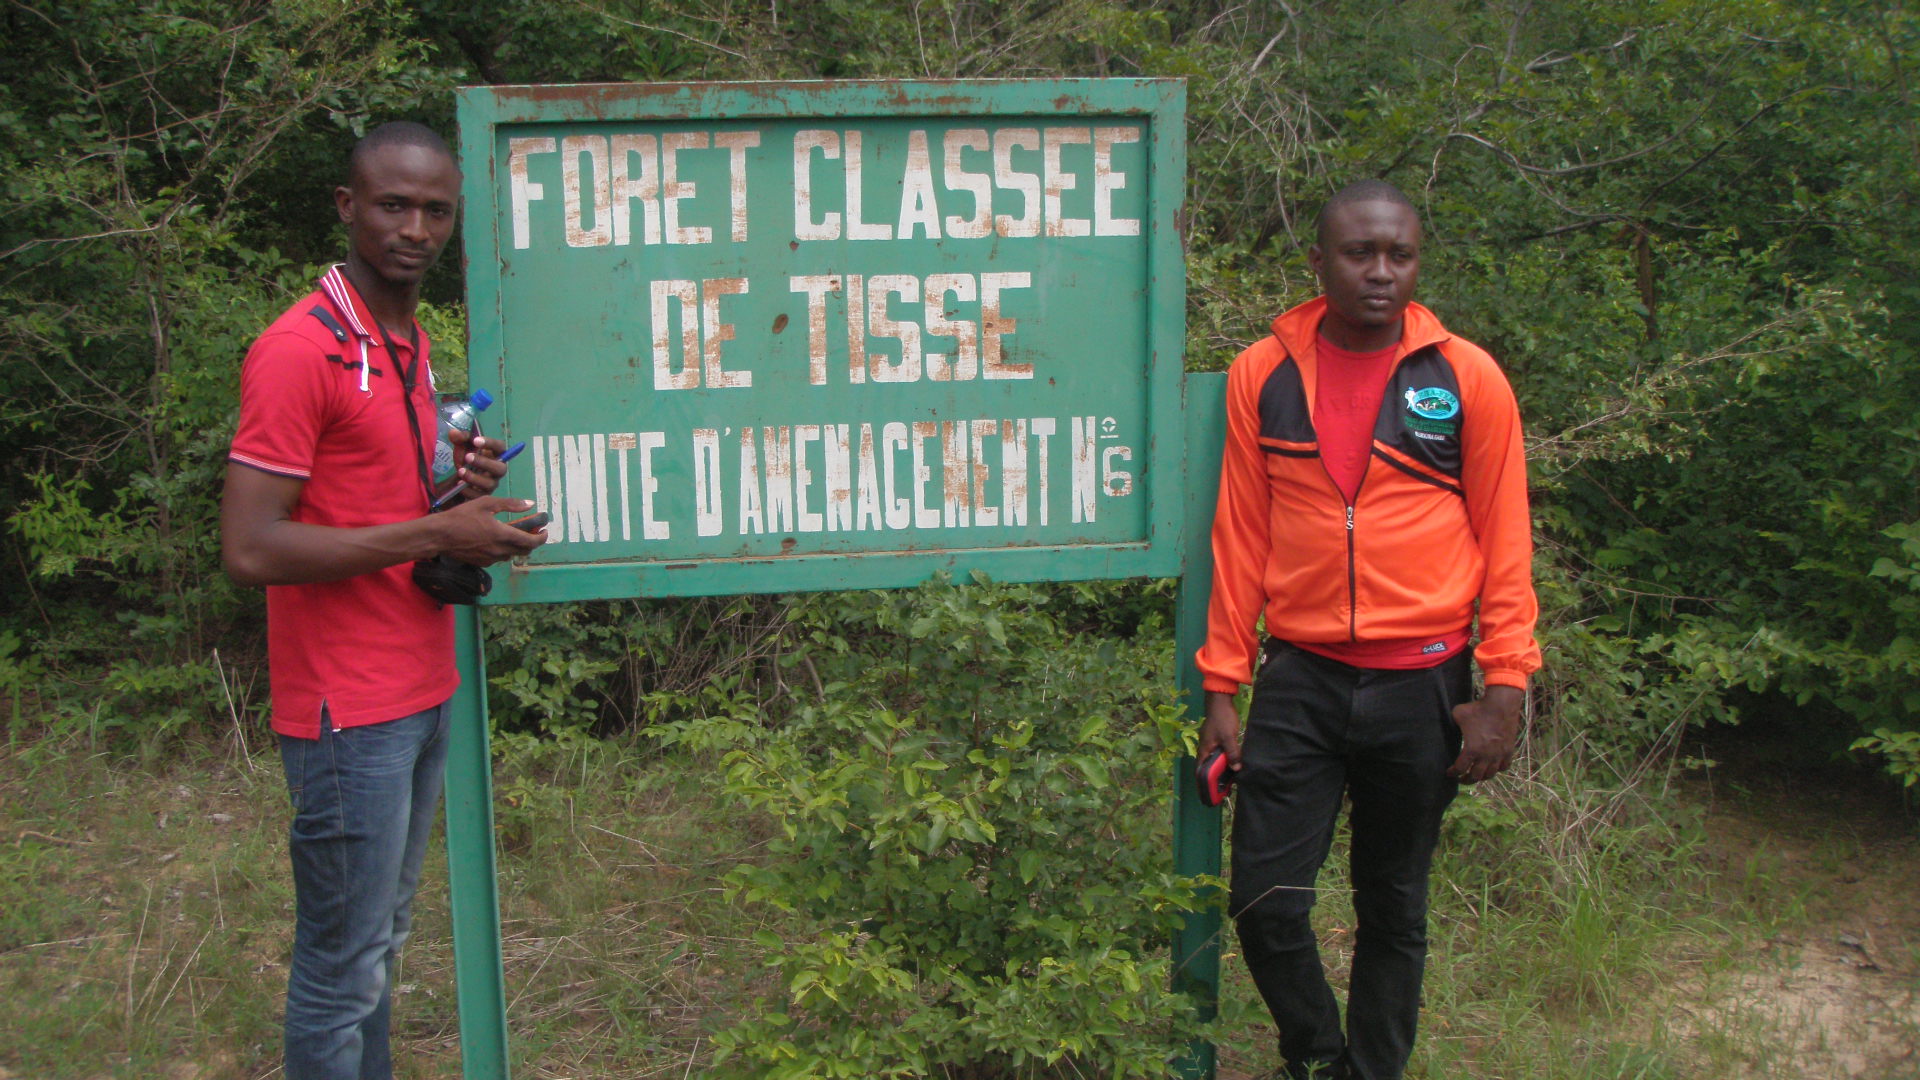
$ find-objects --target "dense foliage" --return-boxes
[6,0,1911,767]
[3,0,1917,1072]
[654,576,1215,1077]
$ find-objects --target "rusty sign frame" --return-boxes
[457,78,1188,602]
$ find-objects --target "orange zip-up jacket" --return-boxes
[1196,297,1542,694]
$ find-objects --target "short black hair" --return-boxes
[1315,179,1418,245]
[348,121,457,184]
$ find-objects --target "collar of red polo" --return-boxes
[318,264,378,344]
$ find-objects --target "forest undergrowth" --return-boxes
[2,616,1914,1079]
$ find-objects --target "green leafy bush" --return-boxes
[482,595,807,737]
[657,576,1220,1078]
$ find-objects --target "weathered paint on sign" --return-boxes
[457,80,1186,602]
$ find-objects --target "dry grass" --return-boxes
[0,734,776,1079]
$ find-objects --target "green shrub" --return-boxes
[657,575,1221,1078]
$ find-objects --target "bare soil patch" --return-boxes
[1677,724,1920,1078]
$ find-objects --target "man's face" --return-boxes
[335,143,461,290]
[1307,200,1421,347]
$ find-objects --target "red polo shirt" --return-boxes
[229,266,456,739]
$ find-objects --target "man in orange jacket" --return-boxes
[1195,180,1541,1080]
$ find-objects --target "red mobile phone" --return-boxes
[505,511,550,532]
[1196,749,1236,807]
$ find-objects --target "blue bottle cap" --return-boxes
[470,388,494,411]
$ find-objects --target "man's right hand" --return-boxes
[1198,689,1243,771]
[437,497,548,566]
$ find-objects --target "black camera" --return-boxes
[411,555,491,605]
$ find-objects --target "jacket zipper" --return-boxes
[1312,425,1368,646]
[1323,390,1381,647]
[1345,504,1357,642]
[1297,343,1403,646]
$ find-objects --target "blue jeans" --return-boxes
[279,701,450,1080]
[1230,644,1468,1080]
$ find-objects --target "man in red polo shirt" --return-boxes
[221,121,545,1080]
[1196,180,1540,1079]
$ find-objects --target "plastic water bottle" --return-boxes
[432,388,493,487]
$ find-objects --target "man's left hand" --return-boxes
[1448,684,1525,784]
[449,429,508,498]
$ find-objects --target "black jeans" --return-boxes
[1230,643,1468,1080]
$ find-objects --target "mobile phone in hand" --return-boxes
[1197,749,1236,807]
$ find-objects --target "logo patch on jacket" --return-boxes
[1403,386,1459,436]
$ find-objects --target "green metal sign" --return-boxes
[446,80,1219,1080]
[457,79,1186,601]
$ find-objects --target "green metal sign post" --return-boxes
[445,607,509,1079]
[444,79,1223,1078]
[1172,372,1226,1079]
